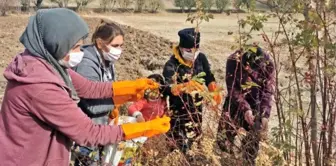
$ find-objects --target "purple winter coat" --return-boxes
[224,50,275,119]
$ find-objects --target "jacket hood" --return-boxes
[4,50,67,87]
[81,44,101,64]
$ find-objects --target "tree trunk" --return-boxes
[35,0,43,9]
[1,10,6,16]
[21,0,31,12]
[303,1,320,165]
[279,13,312,165]
[58,1,63,7]
[76,2,81,11]
[181,6,185,13]
[309,47,319,166]
[188,7,192,12]
[1,0,9,16]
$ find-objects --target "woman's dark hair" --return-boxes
[147,74,165,86]
[242,47,264,70]
[147,74,166,95]
[91,19,124,44]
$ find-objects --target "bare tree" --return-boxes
[50,0,70,7]
[33,0,43,9]
[21,0,30,12]
[0,0,13,16]
[145,0,164,13]
[135,0,146,12]
[75,0,94,11]
[100,0,117,12]
[215,0,230,13]
[117,0,133,9]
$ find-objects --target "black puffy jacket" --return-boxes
[162,46,215,117]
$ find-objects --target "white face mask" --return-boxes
[182,51,195,61]
[103,46,122,62]
[59,51,84,68]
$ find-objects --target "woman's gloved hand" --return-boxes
[112,78,160,103]
[171,80,205,96]
[113,95,134,106]
[244,110,255,125]
[260,117,269,141]
[121,116,171,140]
[208,82,222,106]
[110,107,120,125]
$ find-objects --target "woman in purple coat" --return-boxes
[217,46,275,165]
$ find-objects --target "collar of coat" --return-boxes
[173,45,193,67]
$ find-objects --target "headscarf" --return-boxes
[19,8,89,101]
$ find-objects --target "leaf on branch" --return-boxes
[185,121,193,127]
[195,101,202,106]
[205,16,209,22]
[186,131,196,138]
[241,81,260,90]
[196,71,206,78]
[208,14,214,19]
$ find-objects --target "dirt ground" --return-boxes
[0,12,282,82]
[81,12,282,82]
[0,12,281,130]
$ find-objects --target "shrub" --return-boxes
[145,0,164,13]
[20,0,30,12]
[100,0,117,12]
[201,0,214,12]
[50,0,70,7]
[33,0,43,9]
[135,0,146,12]
[117,0,133,9]
[215,0,229,13]
[0,0,13,16]
[174,0,196,12]
[75,0,94,11]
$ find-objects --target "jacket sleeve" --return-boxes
[30,84,124,147]
[199,53,216,87]
[163,58,177,85]
[73,57,114,116]
[260,56,275,118]
[78,99,114,116]
[226,53,251,113]
[68,69,112,99]
[128,99,146,117]
[162,58,176,97]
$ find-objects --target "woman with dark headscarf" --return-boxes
[0,8,170,166]
[162,28,222,153]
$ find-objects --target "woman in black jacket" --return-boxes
[163,28,222,153]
